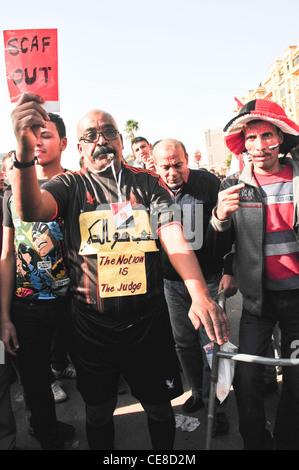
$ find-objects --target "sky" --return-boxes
[0,0,298,170]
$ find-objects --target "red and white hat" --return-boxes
[224,99,299,156]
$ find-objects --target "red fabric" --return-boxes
[254,165,299,284]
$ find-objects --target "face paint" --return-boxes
[244,122,282,155]
[269,143,279,150]
[244,121,283,174]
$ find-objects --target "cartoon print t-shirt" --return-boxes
[3,182,70,300]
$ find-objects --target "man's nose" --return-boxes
[255,135,266,151]
[96,133,108,146]
[168,166,177,176]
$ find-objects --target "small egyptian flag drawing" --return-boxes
[111,201,135,229]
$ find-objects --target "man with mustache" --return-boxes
[9,93,229,450]
[210,99,299,450]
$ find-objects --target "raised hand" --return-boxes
[216,183,245,221]
[11,93,49,156]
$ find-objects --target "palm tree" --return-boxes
[123,119,139,140]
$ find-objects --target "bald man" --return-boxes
[9,94,229,450]
[153,139,237,435]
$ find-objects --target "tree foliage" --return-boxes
[225,152,233,169]
[123,120,139,140]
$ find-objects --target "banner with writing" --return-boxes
[98,252,147,298]
[79,208,158,255]
[79,208,158,298]
[3,28,59,111]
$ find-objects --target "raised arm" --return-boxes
[159,223,230,345]
[10,93,57,222]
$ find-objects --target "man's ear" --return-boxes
[77,142,83,156]
[278,130,284,145]
[60,137,68,151]
[120,133,124,150]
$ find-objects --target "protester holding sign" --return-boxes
[10,93,229,450]
[3,29,59,110]
[1,114,75,450]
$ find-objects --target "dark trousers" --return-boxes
[234,289,299,450]
[0,357,16,450]
[12,297,74,450]
[51,329,70,372]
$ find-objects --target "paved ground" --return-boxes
[10,292,281,452]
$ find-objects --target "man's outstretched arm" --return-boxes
[159,223,230,345]
[10,93,57,222]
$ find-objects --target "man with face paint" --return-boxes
[9,93,229,451]
[209,99,299,450]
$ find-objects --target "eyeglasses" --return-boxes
[79,129,119,143]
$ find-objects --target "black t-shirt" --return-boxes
[42,163,176,322]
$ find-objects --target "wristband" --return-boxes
[12,151,36,169]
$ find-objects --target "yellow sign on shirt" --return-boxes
[78,208,158,255]
[78,207,158,298]
[97,251,146,298]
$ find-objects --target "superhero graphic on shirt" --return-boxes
[3,186,71,300]
[12,216,70,300]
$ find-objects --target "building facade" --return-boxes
[240,45,299,124]
[204,127,230,170]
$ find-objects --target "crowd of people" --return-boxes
[0,93,299,451]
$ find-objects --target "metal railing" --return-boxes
[206,294,299,450]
